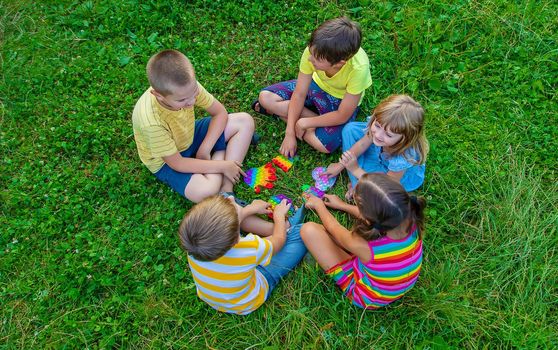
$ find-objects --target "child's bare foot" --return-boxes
[344,182,354,202]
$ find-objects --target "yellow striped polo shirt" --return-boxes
[187,234,273,315]
[132,82,215,173]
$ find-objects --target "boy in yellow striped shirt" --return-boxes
[132,50,254,202]
[178,195,306,315]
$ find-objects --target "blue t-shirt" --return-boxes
[379,147,425,191]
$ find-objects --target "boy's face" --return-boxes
[308,46,346,72]
[152,80,199,111]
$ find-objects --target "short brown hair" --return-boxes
[178,195,239,261]
[353,173,426,241]
[146,50,195,96]
[308,16,362,64]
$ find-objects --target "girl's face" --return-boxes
[369,120,403,148]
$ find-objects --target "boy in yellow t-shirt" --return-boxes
[253,17,372,157]
[132,50,254,202]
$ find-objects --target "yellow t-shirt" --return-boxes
[187,234,273,315]
[299,46,372,101]
[132,82,215,173]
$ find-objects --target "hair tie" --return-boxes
[410,195,418,206]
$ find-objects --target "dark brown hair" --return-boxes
[178,195,239,261]
[308,16,362,64]
[353,173,426,241]
[146,49,195,96]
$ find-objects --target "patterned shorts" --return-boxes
[262,79,359,152]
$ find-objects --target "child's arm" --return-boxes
[324,131,374,178]
[163,153,245,183]
[239,199,272,222]
[195,100,229,160]
[280,72,313,158]
[264,200,291,254]
[304,194,370,259]
[322,194,362,219]
[295,92,360,133]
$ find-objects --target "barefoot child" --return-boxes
[326,94,428,199]
[179,195,306,315]
[132,50,255,202]
[301,173,426,309]
[253,17,372,157]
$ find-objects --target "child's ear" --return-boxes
[150,89,164,99]
[334,60,347,68]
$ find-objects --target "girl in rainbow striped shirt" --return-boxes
[301,173,426,309]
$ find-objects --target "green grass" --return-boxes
[1,0,557,348]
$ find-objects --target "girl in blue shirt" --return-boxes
[326,95,429,198]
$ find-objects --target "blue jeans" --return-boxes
[256,224,307,298]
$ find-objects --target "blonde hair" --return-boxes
[146,50,195,96]
[367,95,429,164]
[178,195,239,261]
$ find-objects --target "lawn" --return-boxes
[1,0,557,348]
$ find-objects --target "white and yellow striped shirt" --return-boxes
[132,82,215,173]
[187,234,273,315]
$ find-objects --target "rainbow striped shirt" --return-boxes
[327,226,422,309]
[187,234,273,315]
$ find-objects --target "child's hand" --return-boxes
[248,199,272,215]
[222,160,246,184]
[324,162,344,178]
[323,194,346,210]
[302,193,325,210]
[280,134,297,158]
[195,147,211,160]
[272,199,292,220]
[294,119,308,140]
[340,151,359,172]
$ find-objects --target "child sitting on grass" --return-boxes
[326,94,429,199]
[301,173,426,309]
[132,49,254,202]
[179,195,306,315]
[253,16,372,157]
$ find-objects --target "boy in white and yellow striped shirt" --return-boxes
[179,195,306,315]
[132,50,254,202]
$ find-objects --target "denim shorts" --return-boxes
[154,117,227,197]
[262,79,359,152]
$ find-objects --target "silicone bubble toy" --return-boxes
[267,194,295,219]
[311,166,337,191]
[301,184,325,199]
[272,155,295,172]
[243,162,277,193]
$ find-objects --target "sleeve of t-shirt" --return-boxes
[253,235,273,267]
[194,82,215,109]
[346,64,372,95]
[298,47,314,75]
[387,153,414,172]
[137,125,178,158]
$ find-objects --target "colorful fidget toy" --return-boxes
[243,162,277,193]
[272,155,295,172]
[312,166,337,191]
[301,184,325,199]
[267,194,295,219]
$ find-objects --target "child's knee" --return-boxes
[236,112,255,131]
[185,177,222,202]
[300,222,321,241]
[259,90,277,107]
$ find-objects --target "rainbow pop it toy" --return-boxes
[272,155,295,172]
[301,184,325,199]
[311,166,337,191]
[243,162,277,193]
[267,194,295,219]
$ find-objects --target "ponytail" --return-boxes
[409,195,426,239]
